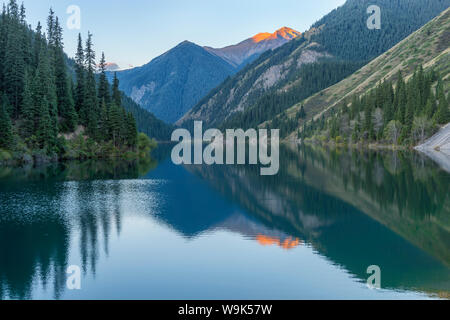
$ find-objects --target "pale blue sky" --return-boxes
[9,0,346,68]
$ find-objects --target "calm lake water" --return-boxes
[0,145,449,300]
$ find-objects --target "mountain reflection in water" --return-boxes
[0,145,448,299]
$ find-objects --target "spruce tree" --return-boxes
[4,0,25,118]
[32,46,57,150]
[84,32,98,136]
[74,33,85,118]
[126,112,138,148]
[32,22,43,69]
[435,93,450,125]
[108,104,121,146]
[98,52,111,106]
[0,5,7,93]
[0,95,13,149]
[112,72,121,107]
[424,93,437,119]
[21,71,34,137]
[433,77,450,125]
[53,17,77,132]
[98,99,108,141]
[298,105,306,119]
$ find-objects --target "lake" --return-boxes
[0,145,449,300]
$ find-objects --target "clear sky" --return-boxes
[8,0,346,68]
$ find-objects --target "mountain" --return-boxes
[110,28,301,124]
[121,94,173,141]
[109,41,237,124]
[178,0,450,129]
[280,7,450,141]
[204,27,301,68]
[104,62,120,71]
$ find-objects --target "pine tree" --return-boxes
[435,92,450,125]
[424,93,437,119]
[98,99,108,141]
[0,95,13,149]
[4,0,25,119]
[21,71,34,137]
[32,46,57,150]
[435,77,450,124]
[394,72,407,124]
[126,112,138,148]
[98,52,110,106]
[74,33,85,118]
[84,32,98,136]
[112,72,121,107]
[32,22,43,69]
[108,104,122,146]
[53,17,77,132]
[0,5,7,93]
[297,105,306,119]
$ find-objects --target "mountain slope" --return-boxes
[205,27,301,68]
[178,0,450,128]
[109,41,237,124]
[279,6,450,140]
[121,94,173,141]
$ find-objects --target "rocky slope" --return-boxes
[109,41,237,123]
[277,7,450,140]
[204,27,301,68]
[178,0,450,128]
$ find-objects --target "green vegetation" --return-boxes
[221,60,362,135]
[301,67,449,146]
[121,94,173,142]
[0,1,154,164]
[277,7,450,140]
[181,0,450,130]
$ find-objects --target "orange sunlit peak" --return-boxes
[252,32,273,43]
[251,27,301,43]
[255,235,302,250]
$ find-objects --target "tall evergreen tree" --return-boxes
[112,72,121,107]
[108,104,122,146]
[74,33,85,118]
[84,32,98,136]
[0,5,7,93]
[32,45,57,149]
[126,112,138,148]
[21,70,34,137]
[4,0,25,118]
[53,17,77,132]
[98,52,110,106]
[0,95,13,149]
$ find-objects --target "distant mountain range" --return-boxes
[179,0,450,130]
[205,27,301,68]
[109,27,301,123]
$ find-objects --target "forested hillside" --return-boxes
[269,7,450,143]
[0,1,155,164]
[301,67,449,146]
[179,0,450,129]
[121,93,173,141]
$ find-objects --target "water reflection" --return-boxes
[0,159,158,299]
[0,145,448,299]
[185,145,450,296]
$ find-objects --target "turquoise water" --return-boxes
[0,145,449,300]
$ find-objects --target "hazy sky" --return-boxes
[9,0,346,68]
